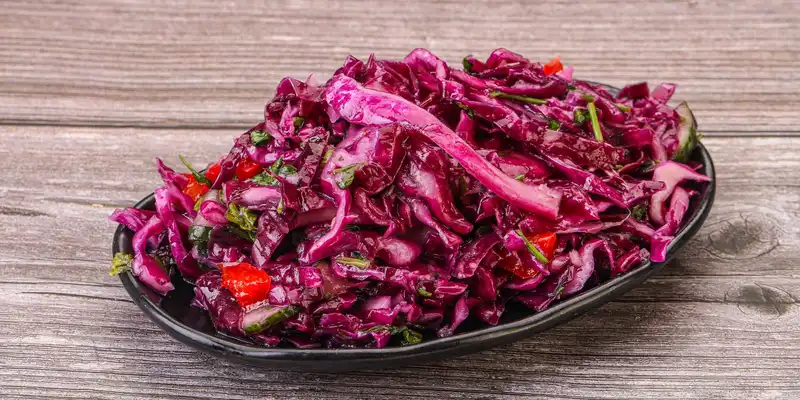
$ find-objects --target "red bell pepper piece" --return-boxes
[531,232,557,260]
[235,159,263,181]
[205,163,221,183]
[543,56,563,76]
[496,232,557,279]
[496,247,538,279]
[182,174,210,202]
[221,262,272,308]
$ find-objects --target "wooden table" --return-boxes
[2,1,799,398]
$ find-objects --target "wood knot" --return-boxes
[705,212,779,260]
[725,284,795,319]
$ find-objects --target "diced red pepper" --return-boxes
[543,56,563,76]
[204,163,221,183]
[221,262,272,308]
[235,159,263,181]
[530,232,557,260]
[496,247,539,279]
[182,174,210,202]
[496,232,557,279]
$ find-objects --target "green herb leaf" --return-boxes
[188,225,211,243]
[581,94,595,102]
[516,229,549,263]
[333,163,364,189]
[250,157,297,186]
[640,159,658,173]
[250,130,272,147]
[567,84,578,91]
[456,102,476,118]
[276,197,285,215]
[573,108,590,125]
[226,203,258,234]
[417,287,433,297]
[490,90,547,105]
[179,155,212,186]
[587,102,604,142]
[250,171,278,186]
[615,103,631,112]
[321,148,334,165]
[188,226,211,257]
[227,224,257,242]
[293,117,305,133]
[631,203,648,221]
[514,174,526,181]
[193,197,203,212]
[366,325,424,346]
[462,57,473,74]
[243,305,302,335]
[367,325,405,335]
[552,283,565,299]
[400,328,423,346]
[109,252,133,276]
[547,119,562,130]
[335,256,371,269]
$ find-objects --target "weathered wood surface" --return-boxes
[2,0,799,133]
[2,0,800,398]
[1,128,799,399]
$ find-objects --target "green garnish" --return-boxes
[293,116,305,133]
[547,119,562,130]
[193,197,203,212]
[226,203,258,232]
[573,108,590,125]
[250,130,272,146]
[401,328,423,346]
[514,174,526,181]
[456,102,476,118]
[227,224,257,242]
[587,102,604,142]
[250,157,297,186]
[321,148,334,165]
[462,57,473,74]
[581,94,595,102]
[276,198,284,215]
[366,325,424,346]
[243,305,302,335]
[333,163,364,189]
[417,287,433,297]
[631,203,648,221]
[490,90,547,105]
[188,225,211,243]
[567,84,578,91]
[179,155,212,186]
[516,229,549,263]
[335,256,371,269]
[109,252,133,276]
[615,103,631,112]
[250,171,276,186]
[188,225,212,257]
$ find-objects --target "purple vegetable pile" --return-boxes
[110,48,710,349]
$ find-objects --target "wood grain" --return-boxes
[3,0,800,398]
[2,0,800,133]
[1,126,799,399]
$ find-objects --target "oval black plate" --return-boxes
[113,121,715,372]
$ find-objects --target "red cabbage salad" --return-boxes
[110,49,709,348]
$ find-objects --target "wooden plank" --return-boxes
[2,0,799,133]
[0,125,798,398]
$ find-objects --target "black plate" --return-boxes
[113,127,715,372]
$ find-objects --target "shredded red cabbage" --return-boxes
[110,48,708,349]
